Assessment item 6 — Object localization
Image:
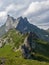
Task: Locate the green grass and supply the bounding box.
[0,45,49,65]
[0,45,16,58]
[0,29,49,65]
[2,29,27,48]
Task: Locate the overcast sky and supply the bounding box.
[0,0,49,29]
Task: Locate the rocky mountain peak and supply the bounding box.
[24,17,28,21]
[7,15,16,22]
[17,16,28,23]
[0,15,49,42]
[17,16,23,21]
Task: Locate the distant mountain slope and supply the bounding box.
[0,15,49,42]
[0,24,6,37]
[47,29,49,32]
[16,17,49,42]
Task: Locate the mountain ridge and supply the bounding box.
[0,15,49,65]
[0,15,49,42]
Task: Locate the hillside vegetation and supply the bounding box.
[0,29,49,65]
[2,29,27,48]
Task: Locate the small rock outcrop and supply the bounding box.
[0,58,6,65]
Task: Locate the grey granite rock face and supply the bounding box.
[21,44,31,59]
[6,15,19,32]
[21,32,37,59]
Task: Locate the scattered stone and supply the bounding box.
[0,58,6,65]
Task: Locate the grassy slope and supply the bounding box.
[2,29,27,48]
[0,45,49,65]
[0,29,49,65]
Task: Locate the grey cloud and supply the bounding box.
[0,0,49,29]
